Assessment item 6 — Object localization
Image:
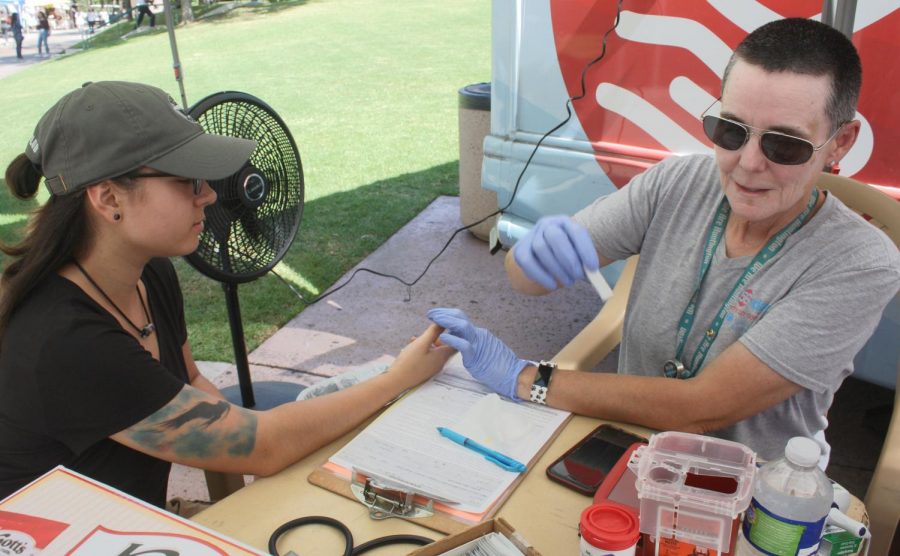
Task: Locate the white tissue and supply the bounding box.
[453,394,534,458]
[296,363,389,401]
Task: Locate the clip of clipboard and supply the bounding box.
[350,467,445,520]
[309,461,504,535]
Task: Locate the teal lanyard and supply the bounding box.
[665,189,819,379]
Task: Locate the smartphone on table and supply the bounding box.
[546,424,647,496]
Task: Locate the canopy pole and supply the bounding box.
[162,0,188,108]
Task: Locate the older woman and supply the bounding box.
[429,18,900,463]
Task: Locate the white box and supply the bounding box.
[0,466,265,555]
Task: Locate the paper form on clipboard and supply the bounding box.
[326,355,571,515]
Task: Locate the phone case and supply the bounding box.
[545,424,647,496]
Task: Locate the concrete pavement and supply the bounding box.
[0,27,88,80]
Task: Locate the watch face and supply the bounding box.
[535,362,556,387]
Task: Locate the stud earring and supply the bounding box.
[113,212,121,221]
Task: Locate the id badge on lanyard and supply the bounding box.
[664,189,818,379]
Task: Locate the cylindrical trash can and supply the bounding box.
[458,82,497,241]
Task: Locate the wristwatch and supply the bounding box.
[530,360,556,404]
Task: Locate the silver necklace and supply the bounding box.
[73,260,156,338]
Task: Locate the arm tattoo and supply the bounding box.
[126,387,257,459]
[159,401,229,429]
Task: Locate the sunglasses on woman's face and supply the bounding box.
[701,114,843,166]
[128,172,204,195]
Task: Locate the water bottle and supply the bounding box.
[737,437,833,556]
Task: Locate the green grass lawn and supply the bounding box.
[0,0,490,361]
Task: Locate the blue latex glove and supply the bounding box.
[427,308,528,400]
[513,215,599,291]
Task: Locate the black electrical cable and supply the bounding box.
[271,0,624,307]
[267,515,433,556]
[265,4,626,554]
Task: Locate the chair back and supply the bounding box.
[553,255,638,371]
[817,173,900,248]
[818,172,900,556]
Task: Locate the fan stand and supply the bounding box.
[184,91,306,413]
[219,282,304,409]
[160,20,302,410]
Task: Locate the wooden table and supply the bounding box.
[193,416,868,555]
[193,415,646,554]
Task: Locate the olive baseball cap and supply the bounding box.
[25,81,257,195]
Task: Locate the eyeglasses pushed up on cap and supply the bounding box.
[128,172,204,195]
[700,103,845,166]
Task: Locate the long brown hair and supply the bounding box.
[0,154,90,340]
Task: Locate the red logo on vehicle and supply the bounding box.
[550,0,900,191]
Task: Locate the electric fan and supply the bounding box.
[185,91,304,409]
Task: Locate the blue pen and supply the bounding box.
[437,427,527,473]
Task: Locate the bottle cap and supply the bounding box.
[580,502,640,551]
[785,436,821,467]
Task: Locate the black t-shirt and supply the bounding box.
[0,258,188,506]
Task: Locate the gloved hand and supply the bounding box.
[513,215,599,291]
[427,308,528,400]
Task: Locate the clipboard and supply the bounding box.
[308,435,569,535]
[307,361,571,535]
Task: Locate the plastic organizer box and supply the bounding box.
[627,431,757,554]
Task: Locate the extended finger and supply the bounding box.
[437,332,470,356]
[427,307,468,324]
[404,324,444,350]
[416,323,445,345]
[427,311,474,335]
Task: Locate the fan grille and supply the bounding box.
[188,93,303,282]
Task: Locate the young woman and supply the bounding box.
[35,10,49,57]
[0,81,453,507]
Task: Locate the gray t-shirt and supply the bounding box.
[574,154,900,461]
